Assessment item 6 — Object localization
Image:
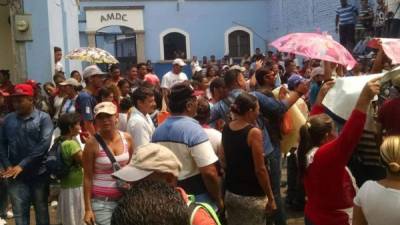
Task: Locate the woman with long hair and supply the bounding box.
[297,77,380,225]
[222,92,276,225]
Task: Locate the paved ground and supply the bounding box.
[6,167,305,225]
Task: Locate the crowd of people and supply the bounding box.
[0,2,400,224]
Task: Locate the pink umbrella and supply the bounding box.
[270,32,357,70]
[368,38,400,65]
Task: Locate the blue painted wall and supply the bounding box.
[24,0,81,83]
[79,0,269,61]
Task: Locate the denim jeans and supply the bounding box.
[7,176,50,225]
[265,146,287,225]
[0,179,7,218]
[91,199,118,225]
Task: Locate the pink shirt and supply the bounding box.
[92,131,130,199]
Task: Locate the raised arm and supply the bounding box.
[315,77,381,167]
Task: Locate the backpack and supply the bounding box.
[45,137,69,179]
[187,195,222,225]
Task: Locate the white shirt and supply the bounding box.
[203,128,221,154]
[161,71,188,89]
[354,180,400,225]
[55,61,63,73]
[127,107,155,149]
[118,113,128,132]
[53,95,64,120]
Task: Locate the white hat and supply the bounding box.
[83,65,107,79]
[172,58,186,67]
[112,143,182,182]
[230,65,246,72]
[310,67,324,78]
[94,102,117,118]
[59,78,81,87]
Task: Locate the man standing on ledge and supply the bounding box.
[335,0,358,51]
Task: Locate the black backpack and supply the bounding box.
[45,137,69,179]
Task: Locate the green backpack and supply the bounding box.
[187,195,222,225]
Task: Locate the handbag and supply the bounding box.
[94,133,130,192]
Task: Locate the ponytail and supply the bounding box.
[297,114,334,180]
[297,124,313,180]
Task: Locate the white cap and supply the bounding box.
[112,143,182,182]
[310,67,324,78]
[83,65,107,79]
[230,65,246,72]
[94,102,117,118]
[172,58,186,67]
[59,78,81,87]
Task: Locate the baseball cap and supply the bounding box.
[12,84,34,96]
[172,58,186,67]
[25,80,41,89]
[94,102,117,118]
[112,143,182,182]
[288,74,307,91]
[310,67,324,78]
[230,65,246,72]
[83,65,107,79]
[59,78,81,87]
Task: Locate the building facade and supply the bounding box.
[2,0,370,82]
[0,0,80,83]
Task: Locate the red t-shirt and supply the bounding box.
[378,98,400,135]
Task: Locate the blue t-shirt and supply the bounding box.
[76,91,97,121]
[336,4,358,25]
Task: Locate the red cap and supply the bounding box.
[25,79,40,89]
[12,84,34,96]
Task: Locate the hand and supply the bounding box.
[84,210,96,225]
[320,80,336,97]
[278,86,289,100]
[265,199,277,214]
[255,59,264,71]
[360,77,381,102]
[2,166,23,179]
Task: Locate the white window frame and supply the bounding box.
[224,26,254,57]
[159,28,191,60]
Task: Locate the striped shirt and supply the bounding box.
[92,131,130,199]
[336,4,358,25]
[152,116,218,180]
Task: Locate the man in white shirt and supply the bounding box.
[54,47,63,73]
[161,58,188,91]
[127,86,156,149]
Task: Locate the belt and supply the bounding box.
[92,195,119,202]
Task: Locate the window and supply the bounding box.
[95,25,137,71]
[228,30,250,58]
[225,26,253,58]
[163,32,186,60]
[160,28,190,60]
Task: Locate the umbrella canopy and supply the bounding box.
[270,32,357,70]
[368,38,400,65]
[66,47,119,64]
